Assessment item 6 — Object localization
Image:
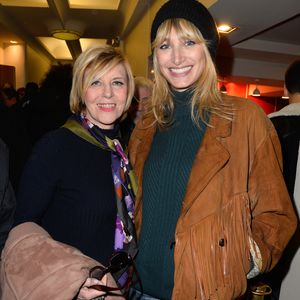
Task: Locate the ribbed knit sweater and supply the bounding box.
[14,125,118,265]
[135,89,207,299]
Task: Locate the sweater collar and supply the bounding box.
[268,103,300,118]
[171,88,194,103]
[172,88,194,118]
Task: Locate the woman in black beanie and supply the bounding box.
[128,0,297,299]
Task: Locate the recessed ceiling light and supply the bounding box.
[51,30,81,41]
[10,40,18,44]
[0,0,48,7]
[68,0,120,10]
[37,37,72,60]
[217,24,237,34]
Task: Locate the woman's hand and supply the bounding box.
[77,276,108,300]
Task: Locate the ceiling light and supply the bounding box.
[252,86,261,97]
[68,0,120,10]
[251,80,261,97]
[0,0,48,7]
[217,24,237,34]
[219,77,227,94]
[51,29,81,41]
[252,87,260,97]
[220,83,227,94]
[37,37,72,60]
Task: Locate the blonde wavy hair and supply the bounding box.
[151,18,231,128]
[70,45,135,115]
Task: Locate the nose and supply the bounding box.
[172,46,183,65]
[103,84,113,99]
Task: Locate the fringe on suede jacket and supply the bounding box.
[0,222,123,300]
[128,95,297,300]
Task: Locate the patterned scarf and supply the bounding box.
[63,114,138,259]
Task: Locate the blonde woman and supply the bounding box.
[13,45,137,299]
[128,0,297,299]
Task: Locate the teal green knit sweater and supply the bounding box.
[135,89,207,299]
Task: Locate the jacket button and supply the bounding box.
[219,238,225,247]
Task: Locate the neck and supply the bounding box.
[289,93,300,104]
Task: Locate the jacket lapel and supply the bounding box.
[132,113,232,235]
[180,114,232,217]
[131,115,157,222]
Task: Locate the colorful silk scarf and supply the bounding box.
[63,114,138,259]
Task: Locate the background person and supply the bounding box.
[132,76,153,124]
[120,76,153,145]
[128,0,297,299]
[0,87,32,190]
[265,60,300,300]
[25,64,73,145]
[13,45,137,299]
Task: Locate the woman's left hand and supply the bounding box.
[77,276,108,300]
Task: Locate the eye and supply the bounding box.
[91,80,101,86]
[185,40,196,46]
[159,43,170,50]
[112,80,125,86]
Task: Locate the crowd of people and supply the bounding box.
[0,1,299,299]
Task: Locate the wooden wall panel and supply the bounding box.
[0,65,16,88]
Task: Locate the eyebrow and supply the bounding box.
[112,76,126,81]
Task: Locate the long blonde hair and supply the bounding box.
[70,45,134,115]
[151,18,231,128]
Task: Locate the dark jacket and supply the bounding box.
[0,138,16,253]
[269,103,300,199]
[129,95,297,299]
[14,126,116,264]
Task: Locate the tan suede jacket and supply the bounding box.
[0,222,123,300]
[129,95,297,300]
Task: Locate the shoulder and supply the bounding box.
[269,103,300,118]
[222,94,266,114]
[221,94,271,128]
[271,115,300,136]
[29,127,81,162]
[36,126,93,148]
[34,127,72,149]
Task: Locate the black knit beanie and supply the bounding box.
[151,0,219,60]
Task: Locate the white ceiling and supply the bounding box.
[0,0,299,87]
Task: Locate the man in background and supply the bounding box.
[120,76,153,145]
[267,60,300,299]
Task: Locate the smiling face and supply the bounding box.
[155,27,205,91]
[84,63,128,129]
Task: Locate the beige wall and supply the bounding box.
[0,46,3,63]
[26,45,52,86]
[0,42,51,88]
[0,43,25,89]
[123,0,165,78]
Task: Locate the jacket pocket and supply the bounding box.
[189,192,252,299]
